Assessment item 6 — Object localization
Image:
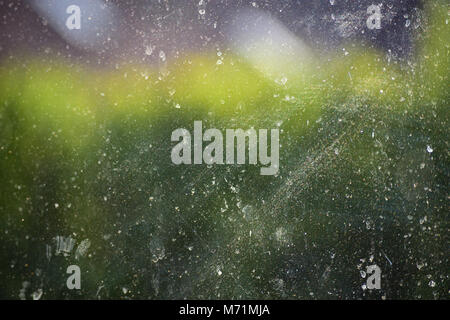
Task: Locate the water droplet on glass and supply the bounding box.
[145,45,153,56]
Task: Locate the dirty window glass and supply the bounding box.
[0,0,448,300]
